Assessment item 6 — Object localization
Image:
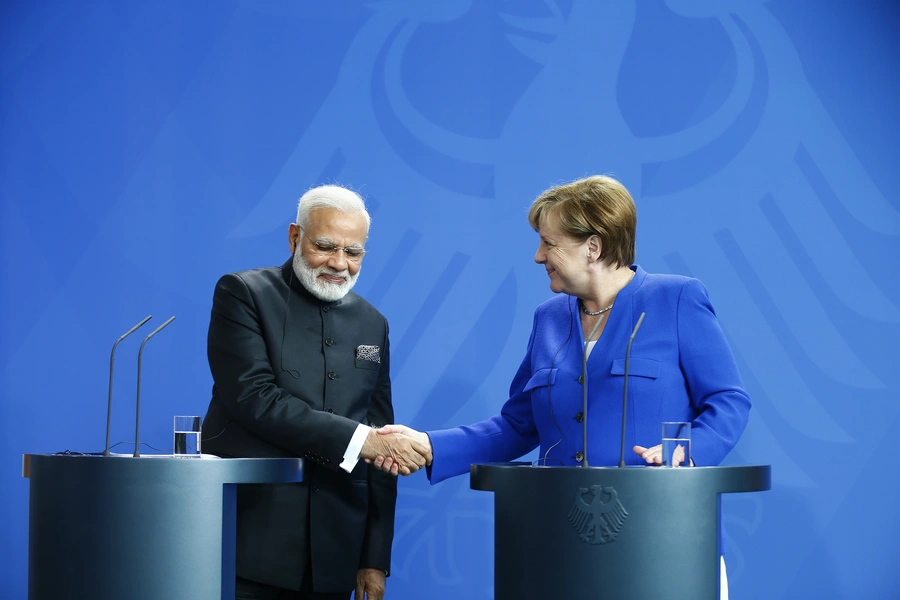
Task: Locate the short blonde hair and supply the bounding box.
[528,175,636,268]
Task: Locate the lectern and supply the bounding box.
[471,464,770,599]
[23,454,303,600]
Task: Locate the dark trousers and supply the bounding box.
[235,576,350,600]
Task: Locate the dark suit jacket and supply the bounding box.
[201,259,396,592]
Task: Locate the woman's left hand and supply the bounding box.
[633,444,663,465]
[633,444,693,466]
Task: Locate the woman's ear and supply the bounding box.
[587,235,602,261]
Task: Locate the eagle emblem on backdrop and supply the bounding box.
[223,0,899,589]
[568,485,629,545]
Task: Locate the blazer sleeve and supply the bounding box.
[426,314,542,484]
[207,272,359,466]
[359,329,398,573]
[677,278,751,466]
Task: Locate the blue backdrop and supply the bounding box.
[2,1,898,598]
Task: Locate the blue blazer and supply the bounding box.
[428,265,751,483]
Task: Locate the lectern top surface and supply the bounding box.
[22,453,304,484]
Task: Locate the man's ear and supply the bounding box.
[288,223,300,253]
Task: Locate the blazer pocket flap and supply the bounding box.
[610,358,660,379]
[523,368,558,392]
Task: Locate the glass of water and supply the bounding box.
[174,416,202,456]
[661,421,691,467]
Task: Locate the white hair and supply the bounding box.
[295,184,371,230]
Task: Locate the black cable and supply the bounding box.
[281,256,301,379]
[57,441,174,456]
[535,297,575,466]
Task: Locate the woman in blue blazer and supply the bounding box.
[377,175,750,595]
[381,175,749,473]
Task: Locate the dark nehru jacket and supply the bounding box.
[202,258,396,592]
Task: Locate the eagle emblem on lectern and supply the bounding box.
[568,485,628,545]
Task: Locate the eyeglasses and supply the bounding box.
[298,227,367,262]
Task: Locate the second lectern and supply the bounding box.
[471,463,770,599]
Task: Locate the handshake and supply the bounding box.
[360,424,431,476]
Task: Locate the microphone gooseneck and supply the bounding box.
[133,316,176,457]
[618,312,646,468]
[580,312,606,468]
[104,316,152,457]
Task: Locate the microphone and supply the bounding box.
[580,313,607,467]
[104,316,152,457]
[133,316,176,457]
[618,312,646,468]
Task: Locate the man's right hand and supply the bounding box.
[365,424,433,476]
[360,428,430,476]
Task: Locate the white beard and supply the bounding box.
[292,250,359,302]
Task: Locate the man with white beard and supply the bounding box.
[201,184,428,600]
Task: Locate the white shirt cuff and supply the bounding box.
[339,423,372,472]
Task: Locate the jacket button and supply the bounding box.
[575,412,584,423]
[325,337,334,347]
[322,305,330,312]
[327,371,337,380]
[325,408,333,413]
[575,452,584,462]
[577,375,584,384]
[312,485,319,493]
